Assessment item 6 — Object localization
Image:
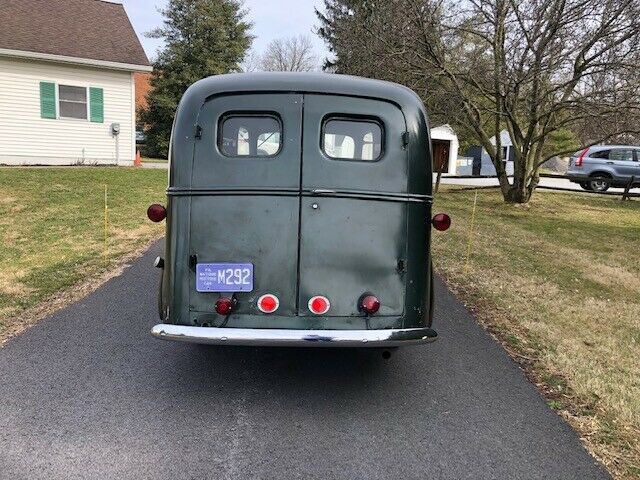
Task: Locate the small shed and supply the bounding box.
[464,130,516,176]
[430,124,459,175]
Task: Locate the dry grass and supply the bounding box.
[432,187,640,478]
[0,167,166,344]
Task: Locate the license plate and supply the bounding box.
[196,263,253,292]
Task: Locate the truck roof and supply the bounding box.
[183,72,424,108]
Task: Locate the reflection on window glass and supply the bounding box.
[323,118,382,161]
[609,149,634,162]
[220,115,281,157]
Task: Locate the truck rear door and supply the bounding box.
[189,94,302,317]
[298,94,408,317]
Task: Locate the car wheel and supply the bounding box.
[580,182,592,191]
[589,177,610,192]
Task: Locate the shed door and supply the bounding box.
[298,95,408,316]
[189,94,302,316]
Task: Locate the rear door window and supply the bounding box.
[219,115,281,157]
[322,117,383,161]
[590,149,610,159]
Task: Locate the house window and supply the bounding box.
[58,85,88,120]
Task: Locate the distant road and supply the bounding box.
[438,175,640,193]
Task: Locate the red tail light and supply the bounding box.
[308,296,330,315]
[257,294,279,313]
[147,204,166,222]
[215,297,234,315]
[359,295,380,315]
[432,213,451,231]
[575,148,589,167]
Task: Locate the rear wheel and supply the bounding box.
[589,176,611,192]
[579,182,592,191]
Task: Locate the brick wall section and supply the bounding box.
[135,72,152,119]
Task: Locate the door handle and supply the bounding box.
[606,161,614,164]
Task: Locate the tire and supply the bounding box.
[579,182,592,191]
[588,176,611,192]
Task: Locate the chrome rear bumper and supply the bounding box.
[151,324,437,347]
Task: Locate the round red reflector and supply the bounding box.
[360,295,380,315]
[308,296,330,315]
[147,204,167,223]
[215,297,234,315]
[257,294,279,313]
[432,213,451,231]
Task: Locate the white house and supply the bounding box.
[430,124,459,175]
[0,0,151,166]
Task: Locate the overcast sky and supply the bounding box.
[121,0,330,63]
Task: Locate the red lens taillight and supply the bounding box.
[432,213,451,231]
[215,297,234,315]
[147,204,166,222]
[359,295,380,315]
[308,296,330,315]
[576,147,589,167]
[257,294,279,313]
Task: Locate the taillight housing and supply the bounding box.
[432,213,451,231]
[575,147,589,167]
[359,295,380,315]
[147,204,166,222]
[257,294,279,313]
[308,296,330,315]
[215,297,234,315]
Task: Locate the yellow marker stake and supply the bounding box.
[104,184,109,266]
[464,190,478,274]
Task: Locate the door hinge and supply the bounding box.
[401,131,409,149]
[195,124,202,139]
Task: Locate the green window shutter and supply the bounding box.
[89,87,104,123]
[40,82,56,119]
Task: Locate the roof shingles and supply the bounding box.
[0,0,150,67]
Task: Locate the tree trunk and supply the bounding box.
[503,182,534,203]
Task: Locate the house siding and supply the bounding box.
[0,57,135,165]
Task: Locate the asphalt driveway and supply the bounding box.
[0,242,609,479]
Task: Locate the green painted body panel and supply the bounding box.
[160,73,434,331]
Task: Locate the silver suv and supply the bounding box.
[567,145,640,192]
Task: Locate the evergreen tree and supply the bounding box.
[142,0,253,158]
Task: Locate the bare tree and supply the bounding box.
[261,35,319,72]
[318,0,640,203]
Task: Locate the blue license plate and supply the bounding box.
[196,263,253,292]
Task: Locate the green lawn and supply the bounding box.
[0,167,166,342]
[433,187,640,479]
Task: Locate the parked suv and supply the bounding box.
[567,145,640,192]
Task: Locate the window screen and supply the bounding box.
[219,115,281,157]
[322,118,383,161]
[58,85,87,119]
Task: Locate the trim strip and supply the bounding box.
[166,187,433,203]
[0,48,152,72]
